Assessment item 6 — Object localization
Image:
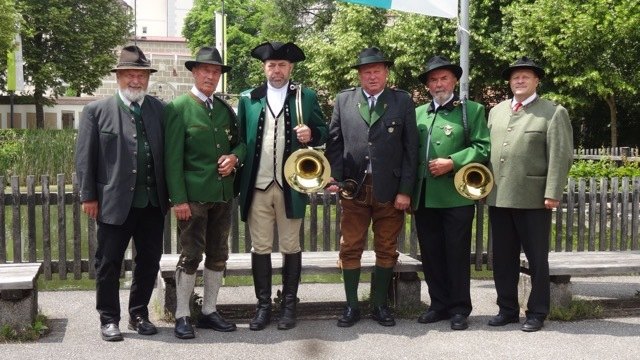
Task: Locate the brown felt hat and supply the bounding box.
[111,45,157,73]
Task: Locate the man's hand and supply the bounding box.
[544,198,560,209]
[218,154,238,177]
[174,202,192,221]
[294,124,312,144]
[326,176,340,193]
[394,193,411,211]
[428,158,454,177]
[81,200,99,219]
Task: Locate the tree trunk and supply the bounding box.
[34,88,45,129]
[605,93,617,148]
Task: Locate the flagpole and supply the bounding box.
[9,91,14,128]
[459,0,470,99]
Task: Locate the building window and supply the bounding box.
[62,112,74,129]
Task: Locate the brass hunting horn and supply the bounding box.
[454,163,494,200]
[283,84,332,193]
[453,96,493,200]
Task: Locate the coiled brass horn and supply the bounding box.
[284,148,331,193]
[283,83,332,193]
[453,163,494,200]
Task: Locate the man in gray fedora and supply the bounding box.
[325,47,418,328]
[165,46,246,339]
[75,45,168,341]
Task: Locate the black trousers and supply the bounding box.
[489,206,551,320]
[415,205,474,316]
[95,205,164,325]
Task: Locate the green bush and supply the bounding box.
[0,129,76,186]
[569,158,640,179]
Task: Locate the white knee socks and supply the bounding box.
[201,268,224,315]
[175,269,196,319]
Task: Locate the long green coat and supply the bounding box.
[411,98,490,209]
[236,82,328,221]
[164,93,246,205]
[486,97,573,208]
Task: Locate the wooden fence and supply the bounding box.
[574,146,639,161]
[1,174,640,281]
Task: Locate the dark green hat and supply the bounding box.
[185,47,232,73]
[251,41,305,63]
[350,47,394,69]
[418,55,462,84]
[502,56,545,80]
[111,45,157,73]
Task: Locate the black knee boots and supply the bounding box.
[249,253,272,331]
[278,252,301,330]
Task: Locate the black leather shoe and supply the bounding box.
[488,313,520,326]
[128,315,157,335]
[418,310,450,324]
[197,311,237,332]
[337,306,361,327]
[249,307,271,331]
[174,316,195,339]
[521,318,544,332]
[101,323,123,342]
[371,305,396,327]
[450,314,469,330]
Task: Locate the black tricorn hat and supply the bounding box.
[350,47,394,69]
[251,41,306,63]
[185,47,232,73]
[111,45,157,73]
[501,56,545,80]
[418,55,462,84]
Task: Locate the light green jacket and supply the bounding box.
[486,97,573,208]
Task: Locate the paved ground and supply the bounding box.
[2,276,640,359]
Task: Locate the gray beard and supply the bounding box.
[121,88,146,103]
[432,92,453,107]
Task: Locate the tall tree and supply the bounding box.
[301,3,386,109]
[19,0,132,127]
[504,0,640,147]
[0,0,20,88]
[183,0,313,95]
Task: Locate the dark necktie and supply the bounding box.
[369,96,375,114]
[206,98,213,110]
[130,101,141,116]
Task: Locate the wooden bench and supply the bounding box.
[156,251,423,317]
[0,263,43,327]
[519,251,640,307]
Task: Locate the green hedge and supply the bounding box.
[569,158,640,179]
[2,129,639,186]
[0,129,76,185]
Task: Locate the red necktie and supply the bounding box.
[513,102,522,112]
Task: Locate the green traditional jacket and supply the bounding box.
[164,93,246,205]
[236,82,328,221]
[411,97,490,209]
[486,97,573,208]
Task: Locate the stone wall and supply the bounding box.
[92,37,195,102]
